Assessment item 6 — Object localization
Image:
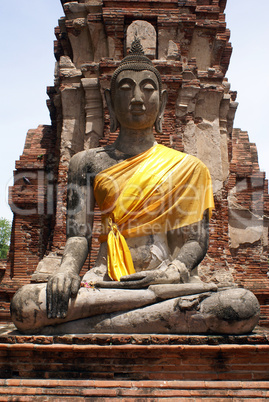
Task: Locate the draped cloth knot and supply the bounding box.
[107,217,135,281]
[108,217,117,235]
[94,144,215,282]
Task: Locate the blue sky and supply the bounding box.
[1,0,268,222]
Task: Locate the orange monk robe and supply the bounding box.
[94,144,214,281]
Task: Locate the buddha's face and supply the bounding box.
[113,70,160,131]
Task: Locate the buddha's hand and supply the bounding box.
[167,260,190,283]
[46,271,81,319]
[119,260,189,288]
[119,271,156,288]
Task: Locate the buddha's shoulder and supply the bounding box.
[69,145,121,174]
[159,145,207,170]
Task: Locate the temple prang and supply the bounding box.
[0,0,268,328]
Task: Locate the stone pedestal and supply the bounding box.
[0,324,269,399]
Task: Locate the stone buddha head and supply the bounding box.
[105,38,167,134]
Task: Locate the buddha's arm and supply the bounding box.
[167,209,209,278]
[46,151,95,319]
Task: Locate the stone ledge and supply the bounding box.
[0,323,269,346]
[0,324,269,382]
[0,379,269,400]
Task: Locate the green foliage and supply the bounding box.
[0,218,11,259]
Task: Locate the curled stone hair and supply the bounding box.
[111,37,162,97]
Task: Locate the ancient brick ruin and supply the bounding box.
[1,0,268,327]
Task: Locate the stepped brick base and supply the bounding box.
[0,379,269,401]
[0,325,269,399]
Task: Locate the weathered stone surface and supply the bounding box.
[126,20,157,59]
[10,282,259,335]
[31,255,61,283]
[81,78,104,149]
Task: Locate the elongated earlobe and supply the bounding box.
[155,116,162,134]
[155,90,168,134]
[104,89,119,132]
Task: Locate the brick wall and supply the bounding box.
[1,333,269,381]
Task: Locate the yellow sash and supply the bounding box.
[94,144,214,281]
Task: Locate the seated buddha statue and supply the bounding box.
[10,39,260,335]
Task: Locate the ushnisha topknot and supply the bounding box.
[111,37,162,97]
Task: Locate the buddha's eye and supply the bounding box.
[143,83,155,91]
[120,83,132,90]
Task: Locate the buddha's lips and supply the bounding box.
[129,104,146,114]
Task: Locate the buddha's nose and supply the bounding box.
[132,85,143,103]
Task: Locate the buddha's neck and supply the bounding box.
[114,127,157,156]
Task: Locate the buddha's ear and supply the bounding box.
[155,89,168,134]
[104,89,119,132]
